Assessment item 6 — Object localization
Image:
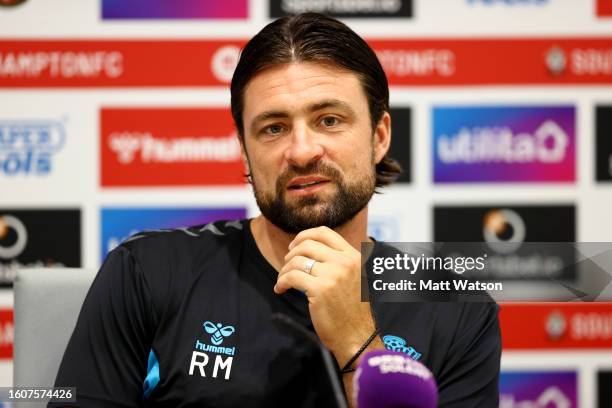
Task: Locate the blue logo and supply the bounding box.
[203,321,235,345]
[368,217,401,241]
[0,120,66,176]
[383,335,422,361]
[100,207,246,261]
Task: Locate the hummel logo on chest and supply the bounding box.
[188,320,238,380]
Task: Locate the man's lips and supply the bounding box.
[287,176,330,190]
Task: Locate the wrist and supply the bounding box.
[337,329,381,373]
[331,338,364,369]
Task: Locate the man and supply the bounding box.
[52,13,501,407]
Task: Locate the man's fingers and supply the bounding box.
[284,239,336,263]
[280,255,322,277]
[274,269,316,295]
[289,226,352,252]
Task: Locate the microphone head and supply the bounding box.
[353,349,438,408]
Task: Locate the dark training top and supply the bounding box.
[51,219,501,407]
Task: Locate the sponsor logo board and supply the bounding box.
[0,119,66,177]
[0,309,12,360]
[0,209,81,286]
[599,371,612,407]
[269,0,412,18]
[388,107,411,183]
[499,371,577,408]
[102,0,247,19]
[432,106,575,183]
[100,207,246,261]
[0,0,26,7]
[598,0,612,16]
[101,108,245,187]
[500,303,612,349]
[433,205,575,280]
[2,39,612,87]
[0,40,243,87]
[596,106,612,182]
[368,216,401,242]
[370,38,612,86]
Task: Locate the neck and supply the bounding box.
[250,208,370,272]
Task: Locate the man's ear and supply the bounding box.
[238,135,251,177]
[373,111,391,164]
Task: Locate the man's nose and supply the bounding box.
[283,123,324,168]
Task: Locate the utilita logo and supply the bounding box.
[102,0,248,19]
[437,120,568,164]
[499,372,577,408]
[433,106,575,182]
[101,108,245,186]
[500,387,572,408]
[0,120,65,176]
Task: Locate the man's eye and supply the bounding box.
[264,125,284,134]
[321,117,339,127]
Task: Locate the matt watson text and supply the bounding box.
[372,279,503,292]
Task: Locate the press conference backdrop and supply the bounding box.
[1,0,612,406]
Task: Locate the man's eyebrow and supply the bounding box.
[250,111,290,133]
[306,99,355,115]
[253,111,289,123]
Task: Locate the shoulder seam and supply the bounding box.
[116,245,161,333]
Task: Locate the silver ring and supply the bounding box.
[304,258,316,275]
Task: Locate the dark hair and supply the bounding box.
[230,12,401,187]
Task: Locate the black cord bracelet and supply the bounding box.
[340,329,379,374]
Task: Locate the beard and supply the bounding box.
[251,160,376,234]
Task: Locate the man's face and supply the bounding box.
[241,62,389,233]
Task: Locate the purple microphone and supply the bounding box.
[353,349,438,408]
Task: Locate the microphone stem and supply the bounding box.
[270,313,348,408]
